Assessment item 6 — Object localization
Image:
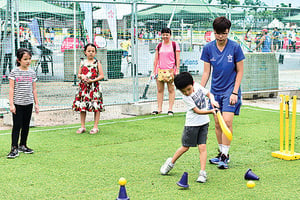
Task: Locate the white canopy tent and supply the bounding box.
[267,18,284,29]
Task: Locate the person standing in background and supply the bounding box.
[7,48,39,159]
[244,28,252,50]
[2,31,13,83]
[272,27,280,52]
[72,43,105,134]
[278,30,284,50]
[287,27,296,52]
[120,38,131,63]
[254,29,271,52]
[152,27,180,116]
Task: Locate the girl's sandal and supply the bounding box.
[89,128,99,134]
[167,111,174,116]
[76,128,86,134]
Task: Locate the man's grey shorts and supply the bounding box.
[181,123,209,147]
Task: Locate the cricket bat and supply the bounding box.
[140,75,154,99]
[216,111,233,141]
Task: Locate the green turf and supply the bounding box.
[0,106,299,199]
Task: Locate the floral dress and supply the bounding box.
[72,59,104,112]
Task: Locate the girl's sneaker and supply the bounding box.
[18,145,34,154]
[7,148,19,159]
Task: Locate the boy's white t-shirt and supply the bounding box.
[182,82,210,126]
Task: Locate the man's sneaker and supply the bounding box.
[7,148,19,159]
[209,152,222,164]
[160,157,174,175]
[197,170,207,183]
[218,153,229,169]
[18,145,34,154]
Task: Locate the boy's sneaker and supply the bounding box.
[18,145,34,154]
[197,170,207,183]
[160,157,174,175]
[218,153,229,169]
[7,148,19,159]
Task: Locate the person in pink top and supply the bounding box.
[152,28,180,116]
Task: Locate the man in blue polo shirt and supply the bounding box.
[200,16,245,169]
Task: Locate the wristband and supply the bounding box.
[232,92,238,95]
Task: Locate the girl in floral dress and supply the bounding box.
[73,43,104,134]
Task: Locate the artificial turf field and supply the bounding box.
[0,106,299,199]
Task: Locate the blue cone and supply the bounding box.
[116,185,130,200]
[177,172,189,188]
[244,169,260,180]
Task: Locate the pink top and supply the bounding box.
[156,42,180,70]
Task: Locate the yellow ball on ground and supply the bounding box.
[119,177,127,186]
[247,181,256,188]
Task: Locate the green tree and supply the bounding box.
[273,3,288,21]
[243,0,266,6]
[243,0,268,30]
[279,3,288,7]
[220,0,240,5]
[243,0,254,5]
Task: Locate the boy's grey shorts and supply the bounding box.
[181,123,209,147]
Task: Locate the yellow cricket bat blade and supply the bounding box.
[216,111,233,141]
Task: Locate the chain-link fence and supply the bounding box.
[1,0,300,111]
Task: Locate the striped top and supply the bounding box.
[9,67,37,105]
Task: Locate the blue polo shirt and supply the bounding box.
[262,35,271,52]
[201,39,245,96]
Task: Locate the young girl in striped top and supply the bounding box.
[7,48,39,159]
